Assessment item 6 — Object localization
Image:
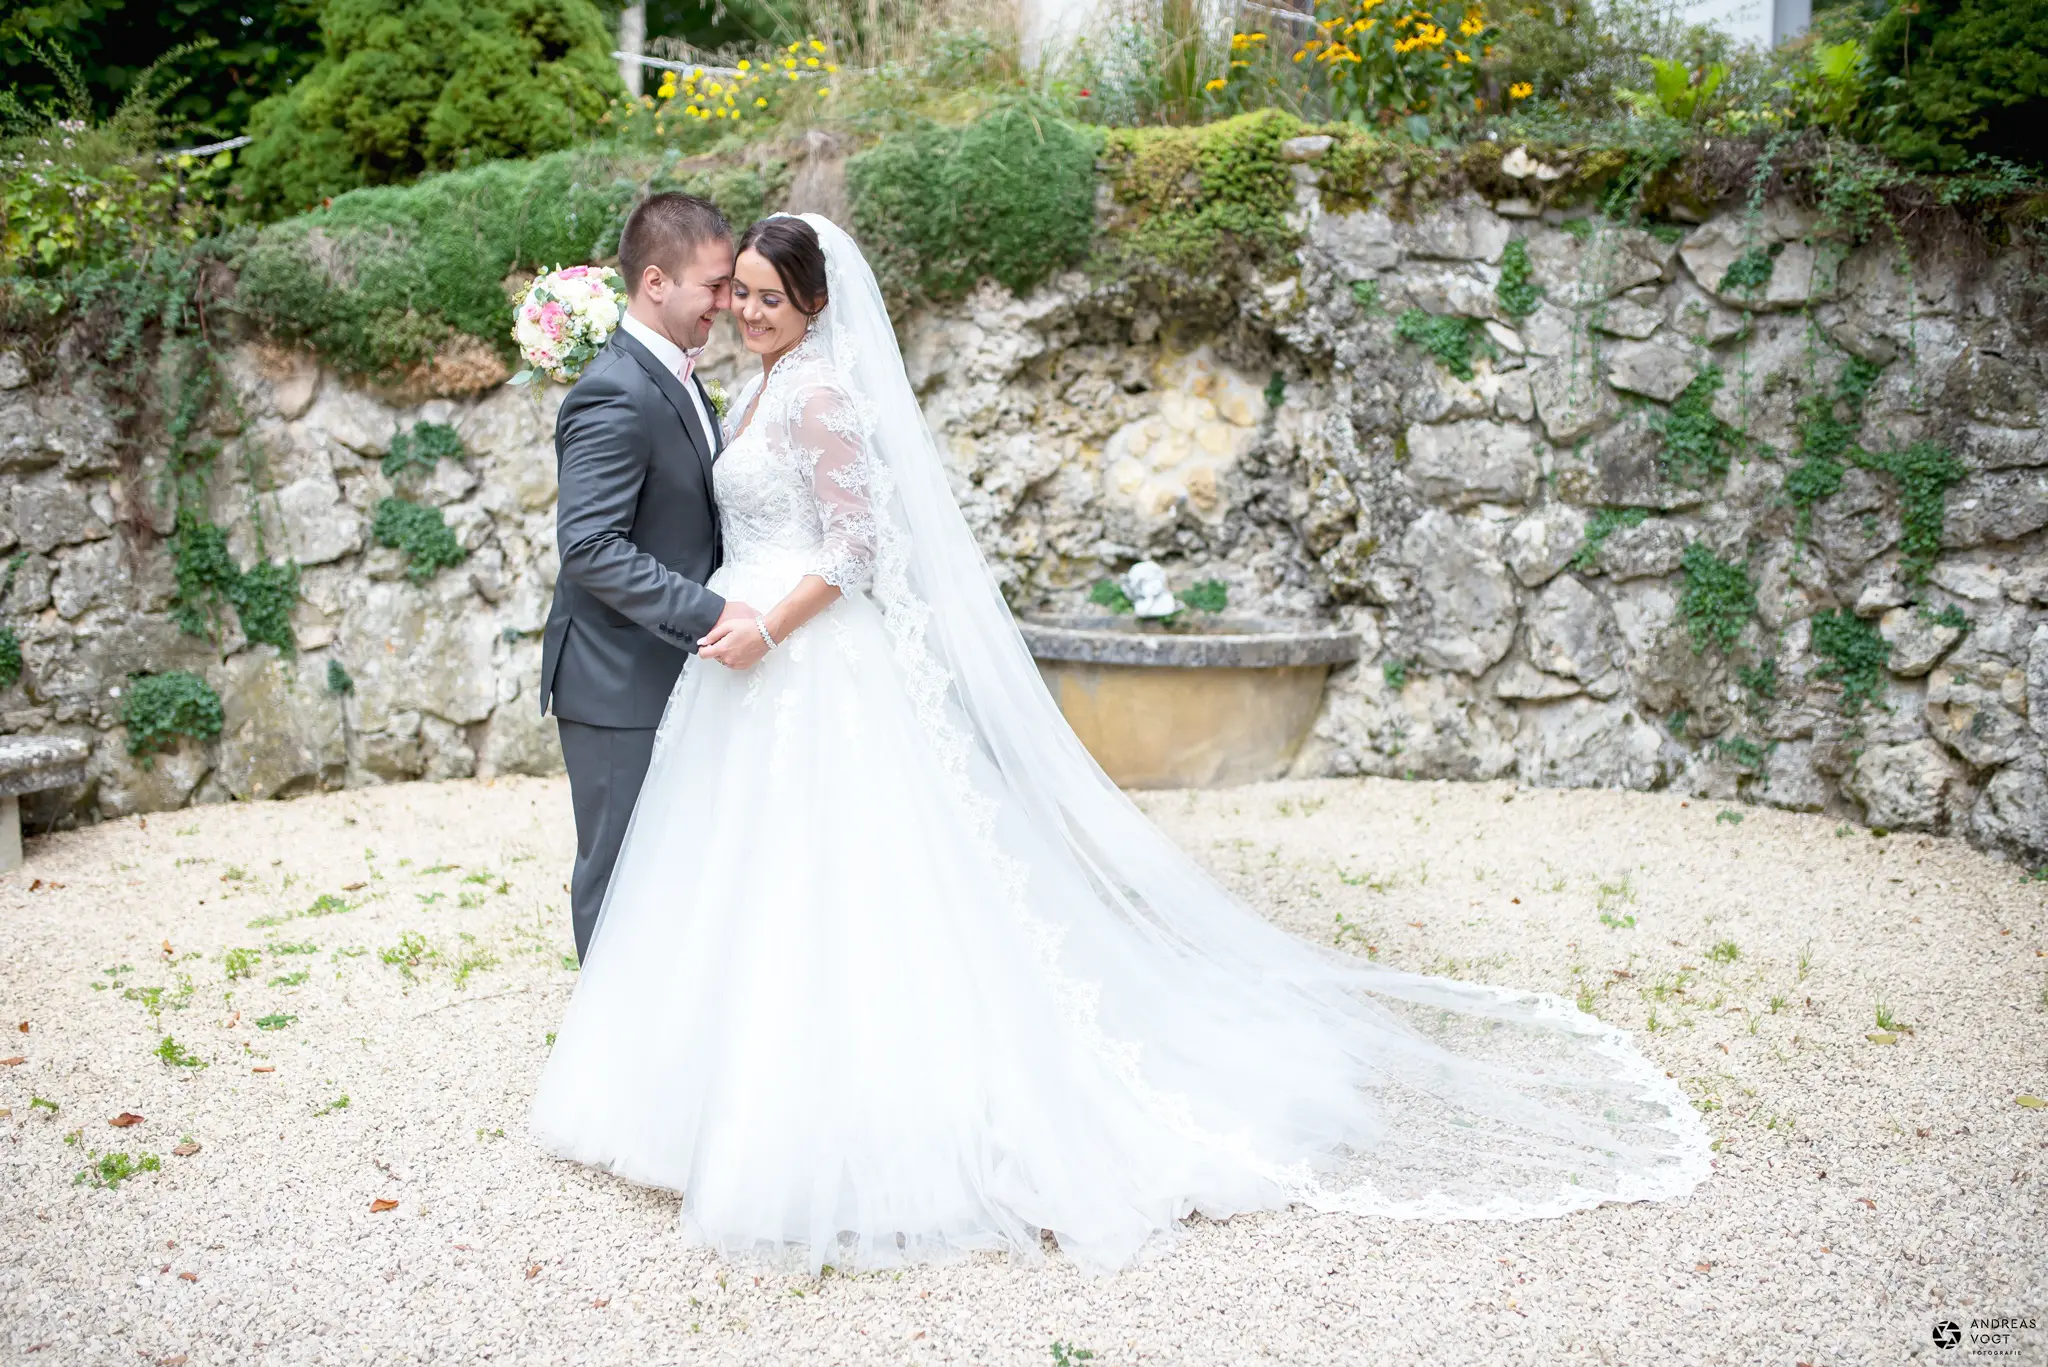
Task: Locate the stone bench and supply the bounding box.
[0,737,88,873]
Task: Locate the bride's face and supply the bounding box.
[732,249,812,360]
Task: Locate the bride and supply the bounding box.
[526,213,1711,1275]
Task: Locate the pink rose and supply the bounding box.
[558,266,588,279]
[538,301,568,340]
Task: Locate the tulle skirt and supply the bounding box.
[527,553,1711,1276]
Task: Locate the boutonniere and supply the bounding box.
[704,379,731,418]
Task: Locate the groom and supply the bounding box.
[539,192,757,964]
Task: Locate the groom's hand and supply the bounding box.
[699,601,769,669]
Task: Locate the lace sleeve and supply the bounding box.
[792,382,879,591]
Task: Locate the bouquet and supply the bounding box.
[509,265,628,386]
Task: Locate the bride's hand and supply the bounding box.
[699,615,771,670]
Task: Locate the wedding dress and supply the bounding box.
[526,215,1712,1275]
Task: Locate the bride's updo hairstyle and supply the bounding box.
[737,216,829,318]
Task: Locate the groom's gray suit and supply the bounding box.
[540,327,725,963]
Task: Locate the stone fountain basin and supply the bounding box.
[1018,615,1362,789]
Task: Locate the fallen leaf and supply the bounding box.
[342,882,365,892]
[525,1263,541,1279]
[28,879,40,891]
[161,939,174,957]
[159,1265,170,1274]
[178,1272,197,1282]
[1695,1262,1712,1272]
[251,1066,274,1074]
[2017,1096,2046,1109]
[160,1356,188,1365]
[1407,921,1424,929]
[16,1021,26,1032]
[1866,1031,1899,1045]
[1511,897,1520,904]
[109,1112,144,1128]
[0,1056,24,1067]
[912,1331,927,1340]
[370,1198,399,1213]
[172,1142,200,1157]
[1716,1043,1729,1054]
[592,1298,610,1308]
[1857,1197,1876,1209]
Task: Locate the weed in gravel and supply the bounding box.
[451,938,500,989]
[73,1150,161,1189]
[1706,939,1741,964]
[316,1095,349,1116]
[1575,982,1597,1014]
[270,941,319,955]
[458,890,486,909]
[1874,1000,1913,1034]
[29,1095,58,1113]
[254,1013,297,1031]
[1715,808,1744,825]
[1768,994,1788,1014]
[1600,912,1637,929]
[222,947,260,980]
[1051,1345,1097,1366]
[380,931,435,981]
[155,1035,206,1068]
[267,971,309,988]
[1332,914,1377,956]
[1797,941,1814,980]
[1336,866,1397,891]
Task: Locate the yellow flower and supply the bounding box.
[755,96,768,107]
[810,39,826,52]
[805,56,820,67]
[737,59,751,70]
[1293,48,1309,61]
[825,63,838,72]
[787,41,801,52]
[817,86,831,96]
[1459,11,1485,35]
[784,57,798,69]
[1509,80,1533,98]
[1205,76,1229,91]
[1455,48,1471,62]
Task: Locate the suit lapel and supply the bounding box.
[611,329,715,494]
[692,373,724,461]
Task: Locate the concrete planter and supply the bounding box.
[1019,615,1362,788]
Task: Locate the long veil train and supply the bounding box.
[547,212,1713,1273]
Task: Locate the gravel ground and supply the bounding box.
[2,774,2044,1367]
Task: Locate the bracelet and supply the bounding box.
[754,616,778,651]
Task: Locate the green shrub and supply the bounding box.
[1679,543,1754,655]
[167,509,299,652]
[234,147,645,380]
[1658,367,1738,484]
[1858,439,1965,584]
[235,0,624,216]
[1495,238,1543,318]
[1394,309,1495,381]
[1865,0,2048,171]
[120,671,223,765]
[1810,608,1889,714]
[372,498,467,581]
[1097,108,1300,285]
[0,626,19,690]
[382,421,465,481]
[1181,579,1229,613]
[1089,578,1134,614]
[326,659,354,694]
[847,103,1099,306]
[1572,506,1650,571]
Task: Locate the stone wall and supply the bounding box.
[3,160,2045,863]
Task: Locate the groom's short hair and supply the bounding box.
[619,192,730,296]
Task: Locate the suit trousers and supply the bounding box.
[556,718,658,964]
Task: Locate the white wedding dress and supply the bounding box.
[527,216,1711,1276]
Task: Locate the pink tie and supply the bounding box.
[676,348,700,386]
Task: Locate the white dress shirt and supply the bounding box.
[619,311,717,456]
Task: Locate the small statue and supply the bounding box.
[1121,560,1179,618]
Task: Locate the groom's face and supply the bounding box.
[642,235,735,351]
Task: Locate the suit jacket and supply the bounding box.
[539,327,726,729]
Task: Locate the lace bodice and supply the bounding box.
[715,331,879,592]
